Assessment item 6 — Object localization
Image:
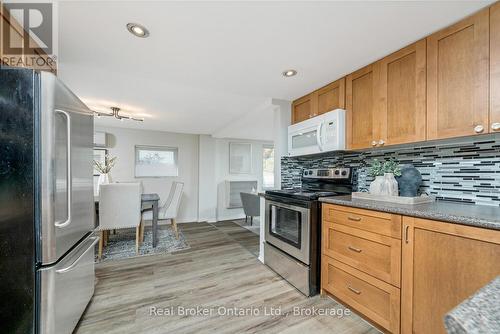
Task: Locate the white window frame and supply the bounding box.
[262,144,275,190]
[134,145,179,178]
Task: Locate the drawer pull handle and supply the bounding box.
[348,216,361,221]
[348,246,362,253]
[347,285,361,295]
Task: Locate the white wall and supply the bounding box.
[95,126,199,223]
[271,99,291,189]
[198,135,217,222]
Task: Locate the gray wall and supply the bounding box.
[95,126,199,222]
[282,134,500,207]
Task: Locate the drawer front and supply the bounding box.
[323,222,401,287]
[323,204,402,239]
[40,234,98,334]
[322,256,400,334]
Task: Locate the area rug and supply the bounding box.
[95,226,190,263]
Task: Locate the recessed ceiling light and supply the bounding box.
[282,69,297,77]
[126,23,150,38]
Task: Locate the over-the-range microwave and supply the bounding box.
[288,109,346,157]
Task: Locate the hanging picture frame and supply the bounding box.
[229,142,252,174]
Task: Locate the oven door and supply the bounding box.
[265,199,310,264]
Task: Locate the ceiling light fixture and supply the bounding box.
[93,106,144,122]
[126,23,150,38]
[282,69,297,77]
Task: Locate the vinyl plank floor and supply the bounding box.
[75,222,379,334]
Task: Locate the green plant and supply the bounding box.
[368,158,401,177]
[368,159,384,177]
[383,158,401,176]
[93,154,117,174]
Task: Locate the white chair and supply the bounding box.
[142,181,184,239]
[98,183,143,259]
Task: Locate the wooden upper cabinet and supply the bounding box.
[426,8,489,140]
[317,78,345,115]
[490,2,500,133]
[292,93,315,124]
[292,78,345,124]
[346,65,376,149]
[375,40,427,146]
[401,217,500,334]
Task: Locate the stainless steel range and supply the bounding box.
[264,168,354,296]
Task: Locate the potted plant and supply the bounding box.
[368,158,401,196]
[93,154,117,194]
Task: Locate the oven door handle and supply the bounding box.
[266,200,310,212]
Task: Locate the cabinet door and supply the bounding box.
[376,41,426,146]
[291,93,315,124]
[427,9,489,140]
[346,65,376,149]
[401,217,500,334]
[317,78,345,115]
[490,3,500,133]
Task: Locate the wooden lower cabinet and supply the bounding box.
[401,217,500,334]
[321,204,402,333]
[322,204,500,334]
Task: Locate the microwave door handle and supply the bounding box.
[316,122,324,151]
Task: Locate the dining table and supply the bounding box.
[94,193,161,247]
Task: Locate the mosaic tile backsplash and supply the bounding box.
[281,134,500,207]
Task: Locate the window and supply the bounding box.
[262,145,275,189]
[135,145,178,177]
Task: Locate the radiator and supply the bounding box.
[225,180,258,209]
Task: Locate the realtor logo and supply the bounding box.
[2,2,53,55]
[1,2,56,69]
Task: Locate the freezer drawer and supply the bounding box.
[39,233,99,334]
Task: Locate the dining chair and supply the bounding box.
[142,181,184,239]
[98,183,143,259]
[240,192,260,225]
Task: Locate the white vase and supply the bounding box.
[369,175,386,195]
[97,173,111,195]
[382,173,398,196]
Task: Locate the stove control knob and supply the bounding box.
[341,170,347,176]
[334,170,340,175]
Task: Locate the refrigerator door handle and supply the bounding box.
[56,236,99,274]
[54,109,72,228]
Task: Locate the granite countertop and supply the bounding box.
[444,276,500,334]
[319,195,500,230]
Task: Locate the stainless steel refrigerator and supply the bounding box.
[0,68,97,334]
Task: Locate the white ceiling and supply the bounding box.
[57,0,494,135]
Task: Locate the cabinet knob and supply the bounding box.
[474,125,485,134]
[378,139,385,146]
[371,140,377,147]
[492,123,500,131]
